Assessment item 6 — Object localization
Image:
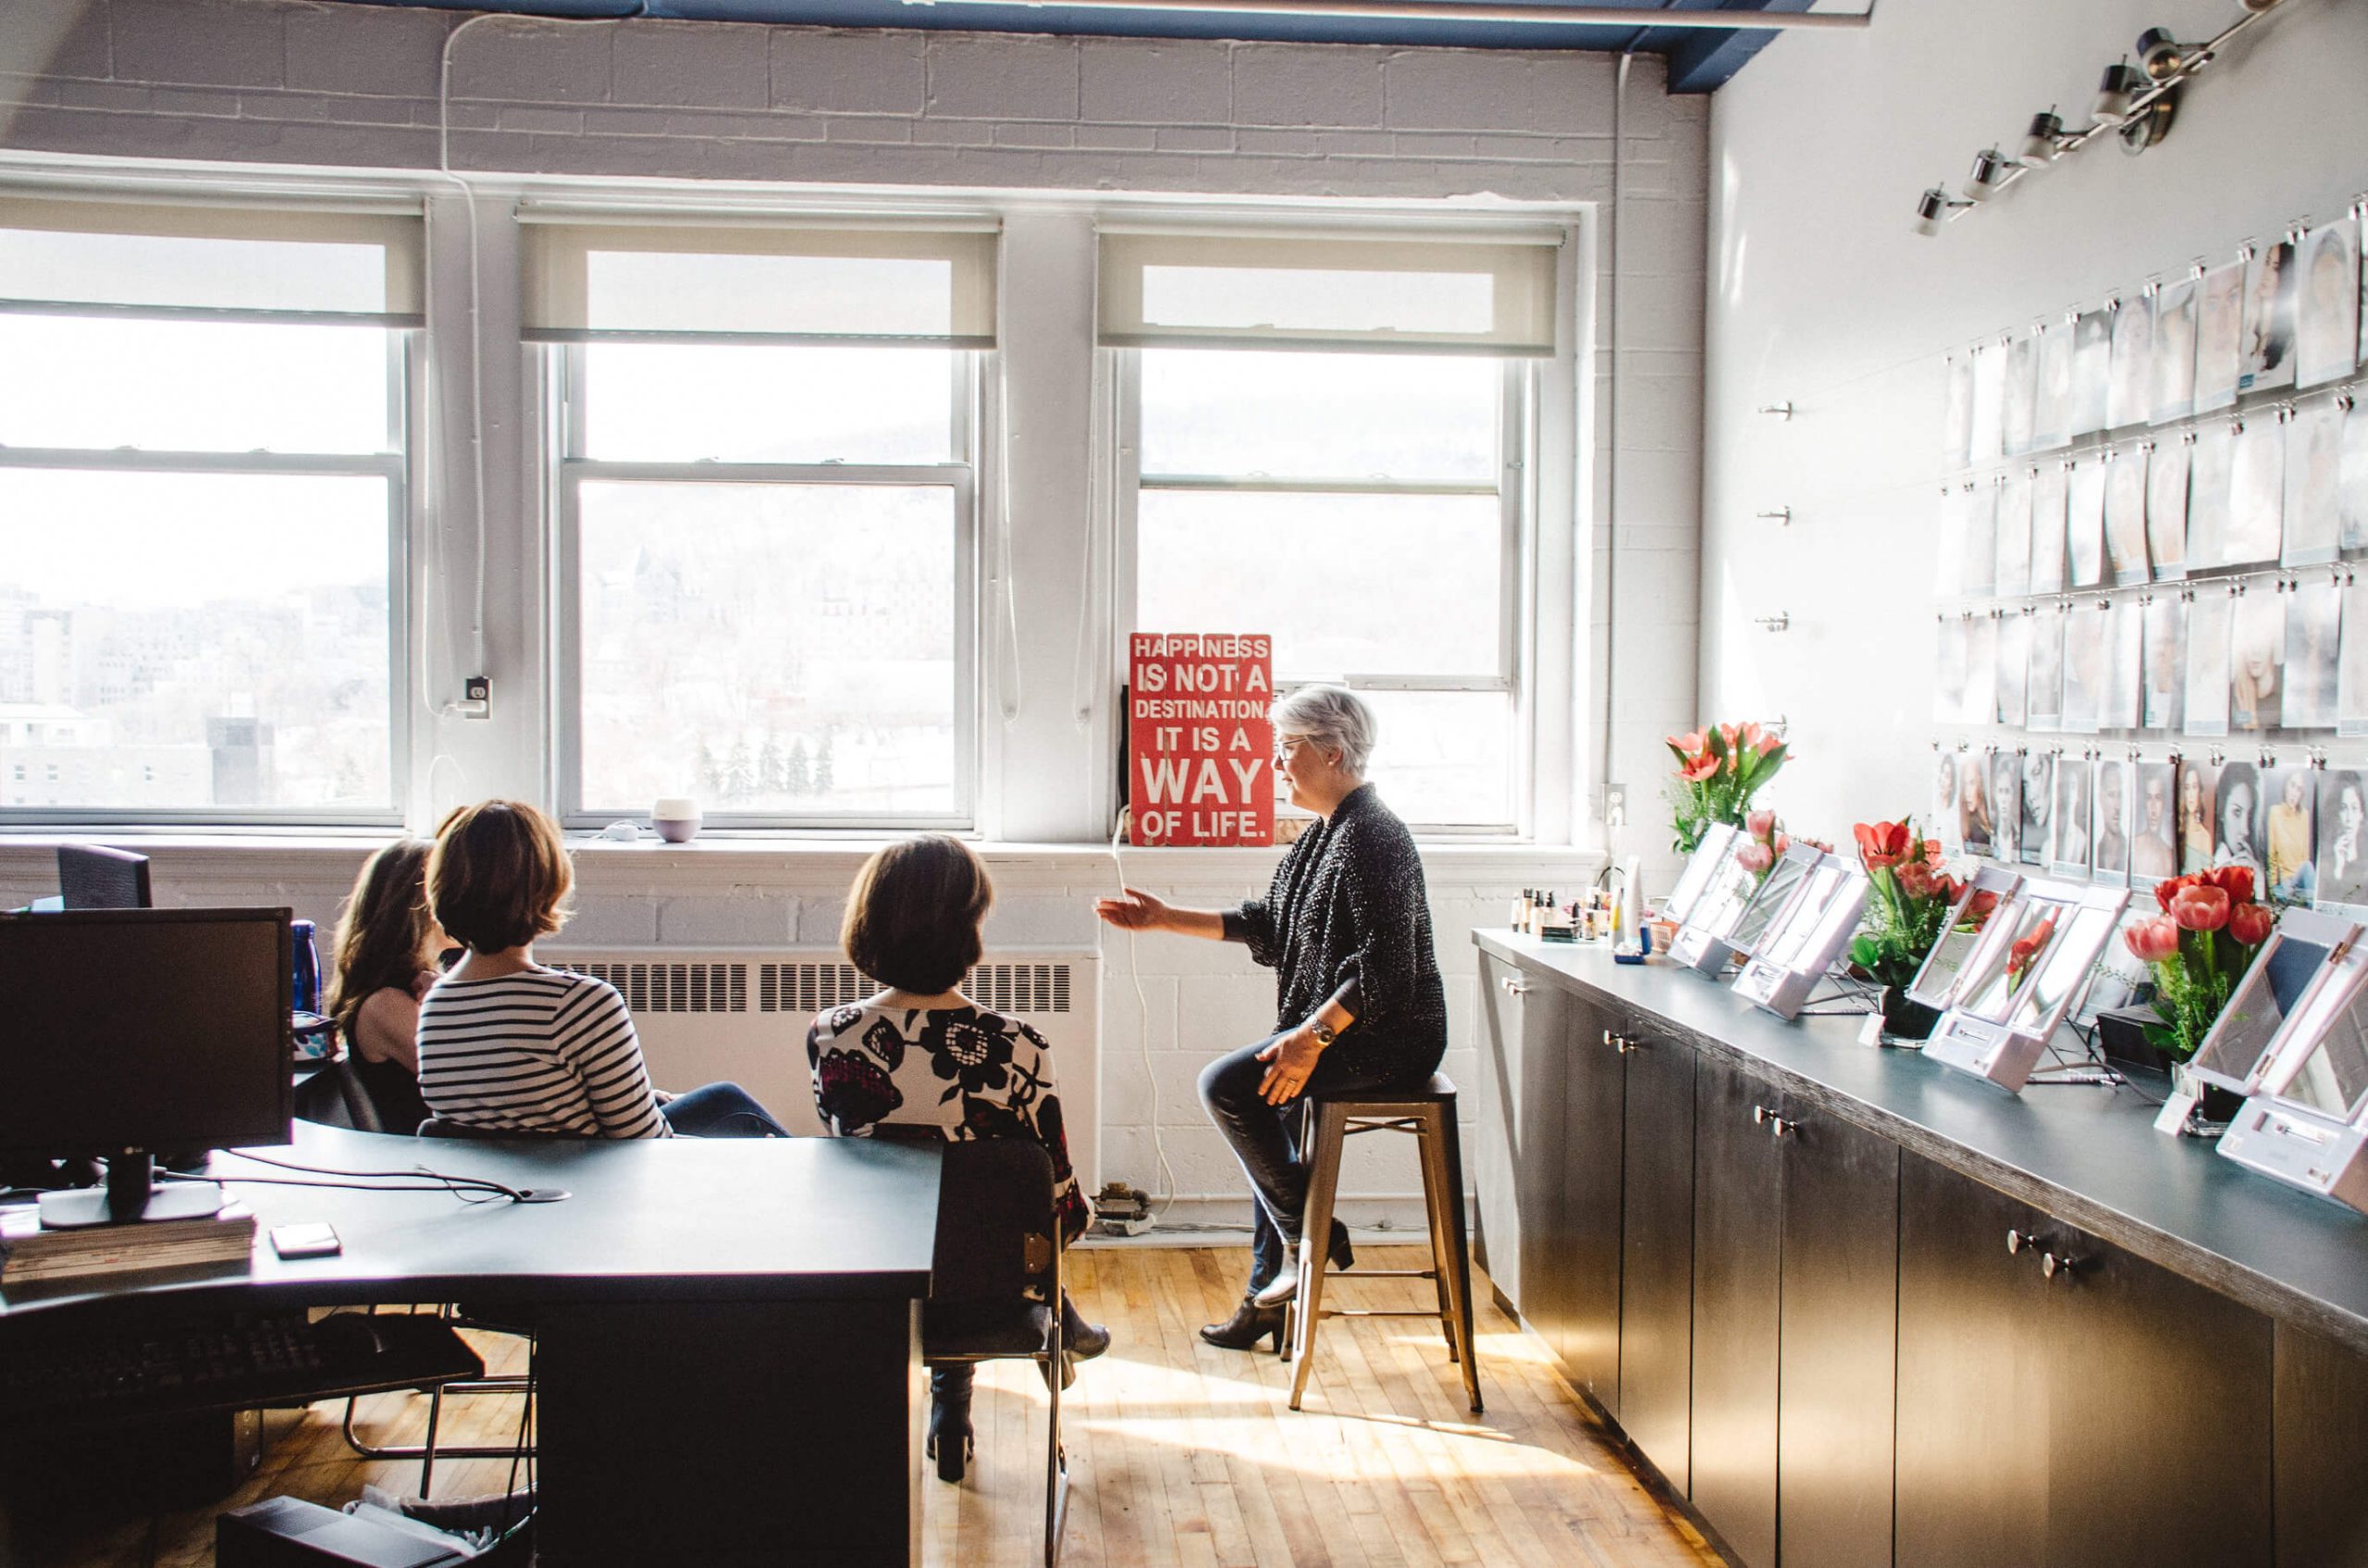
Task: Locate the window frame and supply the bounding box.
[1114,347,1536,837]
[0,322,415,829]
[549,340,983,832]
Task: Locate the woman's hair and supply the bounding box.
[1271,685,1378,775]
[841,834,993,995]
[327,838,436,1043]
[427,799,574,956]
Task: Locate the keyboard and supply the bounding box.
[0,1309,485,1430]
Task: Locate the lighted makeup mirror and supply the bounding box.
[1732,851,1870,1019]
[1905,865,2025,1013]
[1924,878,2130,1091]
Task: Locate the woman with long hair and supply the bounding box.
[325,839,443,1134]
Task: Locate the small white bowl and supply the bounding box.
[651,798,701,844]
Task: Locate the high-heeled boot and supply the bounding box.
[927,1364,975,1483]
[1198,1294,1287,1353]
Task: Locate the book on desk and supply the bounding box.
[1,1200,256,1283]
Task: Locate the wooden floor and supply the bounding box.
[30,1245,1718,1568]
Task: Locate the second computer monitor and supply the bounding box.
[57,844,154,910]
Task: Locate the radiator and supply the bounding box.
[537,946,1102,1179]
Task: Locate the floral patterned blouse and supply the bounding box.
[807,999,1089,1246]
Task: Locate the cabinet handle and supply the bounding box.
[1752,1104,1770,1126]
[1766,1116,1792,1138]
[2006,1228,2030,1255]
[2041,1251,2078,1280]
[1601,1028,1618,1047]
[1500,978,1530,995]
[1616,1035,1643,1054]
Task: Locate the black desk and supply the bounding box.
[0,1123,943,1568]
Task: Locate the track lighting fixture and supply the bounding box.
[2135,26,2203,79]
[1965,148,2016,202]
[2018,110,2070,165]
[2093,61,2146,122]
[1913,188,1974,238]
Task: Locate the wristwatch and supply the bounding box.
[1310,1019,1338,1047]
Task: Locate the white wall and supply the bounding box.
[0,0,1692,1223]
[1701,0,2368,843]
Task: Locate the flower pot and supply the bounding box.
[1879,986,1940,1043]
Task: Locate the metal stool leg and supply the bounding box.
[418,1386,443,1498]
[1288,1100,1349,1411]
[1412,1105,1461,1364]
[1436,1112,1483,1414]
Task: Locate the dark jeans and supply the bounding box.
[659,1080,791,1138]
[1198,1033,1407,1291]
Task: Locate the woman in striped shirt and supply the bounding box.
[416,799,789,1139]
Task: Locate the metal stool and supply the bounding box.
[1285,1071,1482,1414]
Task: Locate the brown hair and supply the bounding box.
[327,838,438,1043]
[427,799,573,956]
[841,834,992,995]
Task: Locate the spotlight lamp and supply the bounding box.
[2094,61,2147,122]
[2019,110,2069,165]
[1914,187,1974,238]
[1966,147,2016,201]
[2136,26,2204,80]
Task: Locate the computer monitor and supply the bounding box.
[0,907,292,1227]
[57,844,153,910]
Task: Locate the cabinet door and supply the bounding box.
[2042,1225,2272,1568]
[1474,955,1529,1311]
[1554,999,1627,1413]
[1619,1023,1696,1493]
[1689,1053,1784,1568]
[2275,1320,2368,1568]
[1893,1155,2049,1568]
[1776,1105,1899,1568]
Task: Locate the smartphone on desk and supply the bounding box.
[269,1222,341,1259]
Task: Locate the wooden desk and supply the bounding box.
[0,1123,942,1568]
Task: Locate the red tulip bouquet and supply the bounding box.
[1666,722,1791,854]
[2121,867,2278,1062]
[1846,819,1991,988]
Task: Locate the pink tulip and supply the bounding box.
[2123,918,2181,965]
[1745,809,1777,839]
[1735,841,1774,873]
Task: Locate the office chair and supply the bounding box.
[56,844,152,909]
[922,1139,1071,1568]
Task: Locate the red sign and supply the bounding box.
[1128,634,1274,846]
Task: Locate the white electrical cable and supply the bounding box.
[1107,814,1178,1216]
[435,16,500,692]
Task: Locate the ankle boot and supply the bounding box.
[1061,1291,1111,1362]
[1199,1294,1287,1353]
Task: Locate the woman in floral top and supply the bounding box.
[807,834,1104,1484]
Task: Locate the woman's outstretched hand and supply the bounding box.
[1093,886,1171,932]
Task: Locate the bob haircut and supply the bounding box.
[842,834,993,996]
[428,799,574,956]
[1271,684,1378,775]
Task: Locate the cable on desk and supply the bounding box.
[210,1149,535,1205]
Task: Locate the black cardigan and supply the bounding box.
[1223,784,1448,1083]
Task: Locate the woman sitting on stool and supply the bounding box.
[1095,685,1447,1352]
[324,837,444,1135]
[416,799,791,1139]
[808,834,1106,1482]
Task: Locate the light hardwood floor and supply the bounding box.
[35,1245,1718,1568]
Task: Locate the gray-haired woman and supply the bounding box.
[1094,685,1447,1352]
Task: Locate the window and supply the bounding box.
[533,219,992,827]
[0,197,417,821]
[1105,226,1558,832]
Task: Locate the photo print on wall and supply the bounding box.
[2223,415,2286,568]
[2031,463,2069,593]
[2285,579,2343,729]
[2240,239,2299,396]
[2034,320,2075,452]
[2106,599,2145,732]
[2318,769,2368,912]
[2286,401,2344,566]
[1932,747,1963,856]
[2132,759,2179,885]
[2298,216,2362,389]
[2179,759,2219,875]
[1969,339,2006,467]
[2148,437,2191,578]
[2196,260,2245,414]
[2186,589,2233,739]
[2093,757,2135,887]
[1997,611,2032,727]
[2106,446,2151,585]
[2003,330,2039,458]
[2261,765,2317,906]
[2072,307,2114,437]
[2062,601,2108,735]
[2067,459,2108,587]
[2143,594,2187,732]
[1960,751,1996,857]
[1996,470,2033,597]
[2216,759,2263,877]
[2152,278,2200,425]
[1943,352,1975,469]
[2108,294,2153,430]
[2053,755,2095,879]
[2029,606,2065,732]
[2341,576,2368,738]
[2022,748,2055,867]
[2230,587,2287,731]
[1992,747,2025,864]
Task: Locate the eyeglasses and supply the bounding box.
[1274,735,1314,759]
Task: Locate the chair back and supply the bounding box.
[930,1139,1058,1309]
[416,1116,574,1142]
[292,1059,387,1133]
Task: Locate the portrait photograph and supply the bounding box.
[1935,616,1970,725]
[2341,577,2368,738]
[2239,238,2298,394]
[1968,339,2005,468]
[1965,615,1999,724]
[2285,578,2343,729]
[2107,294,2152,430]
[2147,438,2189,579]
[2029,608,2065,731]
[2105,447,2150,585]
[2340,398,2368,551]
[2066,458,2107,587]
[2142,594,2186,732]
[2033,321,2075,451]
[2195,260,2245,414]
[2317,770,2368,912]
[2022,748,2055,867]
[2061,602,2107,735]
[2151,278,2199,425]
[2052,755,2094,878]
[2029,463,2069,593]
[2130,760,2179,885]
[2222,416,2285,568]
[1959,751,1995,857]
[2002,330,2039,458]
[1994,470,2032,597]
[1931,748,1962,856]
[2284,399,2344,566]
[1933,486,1968,599]
[2215,759,2263,877]
[2178,759,2219,875]
[1997,611,2031,727]
[2262,766,2317,906]
[2188,423,2235,567]
[1992,748,2025,864]
[2185,591,2233,738]
[2105,598,2144,731]
[2072,306,2113,437]
[2230,587,2287,732]
[2296,217,2361,389]
[1942,352,1975,469]
[2092,759,2134,885]
[1961,483,1999,598]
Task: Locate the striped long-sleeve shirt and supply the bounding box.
[416,968,669,1139]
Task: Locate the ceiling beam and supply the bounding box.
[1662,0,1821,92]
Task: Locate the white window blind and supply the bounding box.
[0,196,424,325]
[519,217,999,346]
[1097,228,1561,357]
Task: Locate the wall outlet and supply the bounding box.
[1606,784,1627,828]
[458,675,491,720]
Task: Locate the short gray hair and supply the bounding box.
[1271,685,1377,775]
